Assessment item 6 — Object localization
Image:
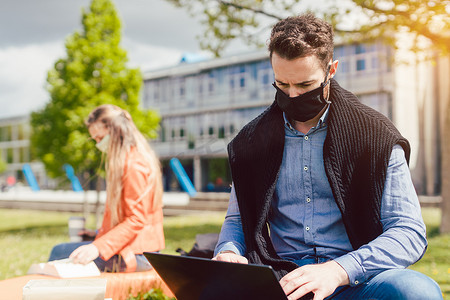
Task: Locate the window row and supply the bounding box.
[155,108,265,143]
[0,123,30,142]
[1,146,31,164]
[334,43,386,57]
[337,54,390,74]
[144,61,275,105]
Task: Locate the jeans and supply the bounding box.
[48,241,152,272]
[328,268,443,300]
[287,258,443,300]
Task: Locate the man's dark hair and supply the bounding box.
[268,13,334,71]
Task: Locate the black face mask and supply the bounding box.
[273,68,331,122]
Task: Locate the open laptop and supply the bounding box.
[144,252,288,300]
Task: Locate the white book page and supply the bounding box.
[28,259,100,278]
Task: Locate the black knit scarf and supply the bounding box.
[227,79,410,281]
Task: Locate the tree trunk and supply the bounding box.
[440,106,450,233]
[439,58,450,234]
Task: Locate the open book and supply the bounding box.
[27,258,101,278]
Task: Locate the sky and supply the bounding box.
[0,0,253,119]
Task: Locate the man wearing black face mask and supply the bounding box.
[213,13,443,300]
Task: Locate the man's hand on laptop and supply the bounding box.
[279,260,349,300]
[212,250,248,264]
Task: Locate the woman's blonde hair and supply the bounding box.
[86,104,163,226]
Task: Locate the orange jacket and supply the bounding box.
[93,148,165,271]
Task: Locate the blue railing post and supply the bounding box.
[169,158,197,197]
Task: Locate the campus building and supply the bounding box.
[0,116,49,189]
[142,43,448,195]
[0,41,446,195]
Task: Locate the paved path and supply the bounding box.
[0,188,440,215]
[0,189,230,215]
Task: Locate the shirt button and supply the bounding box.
[354,280,359,285]
[304,136,309,140]
[305,226,310,231]
[304,166,308,171]
[306,198,311,203]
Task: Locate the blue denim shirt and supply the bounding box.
[215,109,427,286]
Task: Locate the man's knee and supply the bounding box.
[374,269,443,300]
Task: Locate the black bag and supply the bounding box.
[176,233,219,259]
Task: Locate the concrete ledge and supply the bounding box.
[0,269,173,300]
[0,191,442,213]
[418,195,442,207]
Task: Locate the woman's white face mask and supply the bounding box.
[95,134,110,153]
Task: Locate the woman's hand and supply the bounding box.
[69,244,100,265]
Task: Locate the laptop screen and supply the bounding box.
[144,252,288,300]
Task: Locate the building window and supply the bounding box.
[18,124,28,140]
[340,61,349,73]
[180,80,186,97]
[209,127,214,135]
[19,147,29,163]
[161,127,166,142]
[262,73,270,85]
[0,127,6,142]
[259,60,271,70]
[7,148,13,163]
[218,126,225,139]
[153,82,160,100]
[334,46,345,57]
[240,77,245,88]
[356,59,366,71]
[250,63,258,80]
[180,128,185,138]
[230,79,235,89]
[208,71,215,93]
[355,45,366,54]
[3,126,12,141]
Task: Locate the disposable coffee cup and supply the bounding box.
[68,216,86,242]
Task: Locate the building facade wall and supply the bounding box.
[143,43,416,192]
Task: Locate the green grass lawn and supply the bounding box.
[0,209,225,281]
[0,207,448,298]
[409,207,450,298]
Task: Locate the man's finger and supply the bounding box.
[313,291,326,300]
[286,282,315,300]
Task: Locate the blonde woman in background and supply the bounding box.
[48,104,165,272]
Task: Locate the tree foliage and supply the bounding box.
[31,0,160,179]
[166,0,450,56]
[330,0,450,54]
